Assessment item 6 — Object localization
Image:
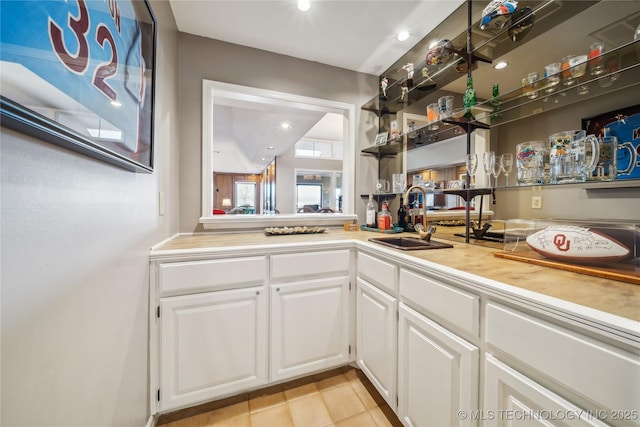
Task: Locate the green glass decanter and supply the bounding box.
[462,77,477,118]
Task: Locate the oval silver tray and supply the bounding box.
[264,226,326,236]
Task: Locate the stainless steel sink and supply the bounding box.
[368,237,453,251]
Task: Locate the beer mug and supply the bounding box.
[376,179,390,193]
[392,173,406,193]
[516,141,546,185]
[548,130,599,184]
[591,136,636,181]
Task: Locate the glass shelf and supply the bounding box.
[361,139,403,157]
[470,39,640,129]
[443,187,493,202]
[360,0,600,118]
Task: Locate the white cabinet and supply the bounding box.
[484,354,608,427]
[485,302,640,426]
[270,276,351,382]
[356,277,397,409]
[398,303,479,427]
[357,251,398,294]
[160,286,267,412]
[400,268,479,338]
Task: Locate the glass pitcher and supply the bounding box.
[548,130,599,184]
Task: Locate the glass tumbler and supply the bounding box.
[544,63,560,92]
[589,42,605,76]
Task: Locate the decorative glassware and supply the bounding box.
[501,153,514,186]
[490,83,502,120]
[463,77,477,118]
[465,153,478,188]
[544,62,560,93]
[492,154,503,187]
[589,42,605,76]
[483,151,495,188]
[426,103,440,130]
[522,72,539,99]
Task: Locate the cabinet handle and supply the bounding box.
[256,291,260,295]
[276,287,280,292]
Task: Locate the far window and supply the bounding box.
[295,139,343,160]
[296,184,322,212]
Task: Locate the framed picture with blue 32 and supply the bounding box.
[0,0,156,173]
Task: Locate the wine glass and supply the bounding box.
[492,154,502,187]
[501,153,514,186]
[482,151,495,188]
[465,153,478,188]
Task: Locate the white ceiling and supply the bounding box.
[168,0,465,76]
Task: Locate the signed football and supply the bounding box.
[526,226,630,264]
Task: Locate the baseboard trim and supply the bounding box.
[146,414,156,427]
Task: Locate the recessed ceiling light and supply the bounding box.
[397,31,410,42]
[267,146,276,150]
[297,0,310,12]
[281,122,291,129]
[494,61,508,70]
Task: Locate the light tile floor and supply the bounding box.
[157,367,403,427]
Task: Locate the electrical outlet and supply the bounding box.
[531,196,542,209]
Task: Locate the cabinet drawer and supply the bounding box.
[483,354,606,427]
[270,250,350,281]
[399,269,479,337]
[357,252,397,294]
[485,302,640,416]
[159,256,267,295]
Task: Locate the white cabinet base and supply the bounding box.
[356,277,398,409]
[160,286,267,412]
[270,276,351,382]
[398,303,479,427]
[483,354,608,427]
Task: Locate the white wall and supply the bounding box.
[0,1,180,425]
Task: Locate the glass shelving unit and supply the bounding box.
[361,0,640,243]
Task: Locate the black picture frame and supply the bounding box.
[0,0,156,173]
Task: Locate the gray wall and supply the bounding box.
[176,33,379,231]
[0,1,180,425]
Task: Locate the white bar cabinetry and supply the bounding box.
[355,252,399,409]
[269,249,353,382]
[160,286,267,411]
[153,256,268,412]
[151,248,353,414]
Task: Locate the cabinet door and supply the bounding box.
[271,276,350,382]
[160,286,267,412]
[398,303,479,427]
[483,354,609,427]
[356,277,397,409]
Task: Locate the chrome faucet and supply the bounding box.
[403,184,431,240]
